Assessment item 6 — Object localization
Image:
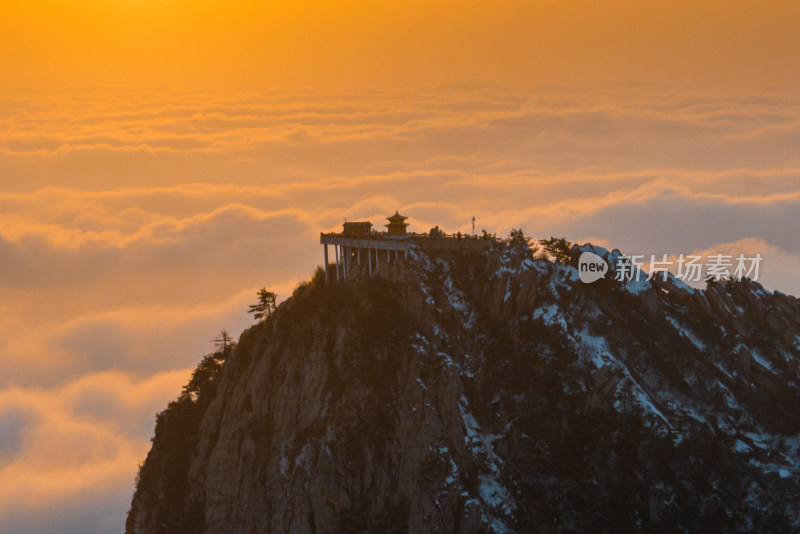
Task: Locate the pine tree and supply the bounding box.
[248,287,277,321]
[539,236,573,264]
[211,328,234,356]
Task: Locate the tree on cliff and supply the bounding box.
[248,287,277,321]
[212,328,235,356]
[539,236,573,264]
[504,228,538,259]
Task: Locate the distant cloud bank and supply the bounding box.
[1,85,799,532]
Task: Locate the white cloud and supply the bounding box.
[0,369,189,532]
[2,85,800,532]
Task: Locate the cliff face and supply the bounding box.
[127,241,800,533]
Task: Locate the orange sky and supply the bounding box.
[3,0,800,90]
[2,1,800,532]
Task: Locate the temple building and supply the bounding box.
[385,211,409,236]
[342,221,372,238]
[320,211,489,283]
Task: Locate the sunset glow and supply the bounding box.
[4,1,800,89]
[2,0,800,531]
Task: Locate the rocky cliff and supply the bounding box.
[126,238,800,533]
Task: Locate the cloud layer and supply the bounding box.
[1,85,800,532]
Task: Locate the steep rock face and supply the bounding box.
[127,241,800,533]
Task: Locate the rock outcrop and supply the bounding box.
[127,240,800,533]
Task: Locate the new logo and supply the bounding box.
[578,251,608,283]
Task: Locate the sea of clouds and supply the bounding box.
[1,84,799,532]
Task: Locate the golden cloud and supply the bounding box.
[2,85,800,531]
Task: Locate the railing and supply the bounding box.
[321,231,495,241]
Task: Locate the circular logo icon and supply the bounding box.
[578,251,608,283]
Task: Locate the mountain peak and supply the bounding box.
[127,240,800,533]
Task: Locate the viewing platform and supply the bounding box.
[320,211,492,282]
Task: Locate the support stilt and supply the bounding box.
[321,239,416,281]
[324,244,329,283]
[335,245,340,281]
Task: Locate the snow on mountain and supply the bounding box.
[128,236,800,533]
